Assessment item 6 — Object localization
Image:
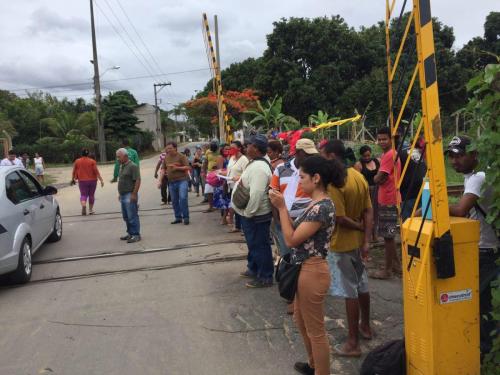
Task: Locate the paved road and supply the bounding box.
[0,152,403,375]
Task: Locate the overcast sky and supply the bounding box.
[0,0,497,110]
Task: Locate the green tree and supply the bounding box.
[463,62,500,375]
[245,96,299,131]
[102,90,140,140]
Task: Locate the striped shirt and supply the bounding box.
[270,158,311,218]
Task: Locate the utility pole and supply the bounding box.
[154,82,171,150]
[213,15,225,142]
[90,0,106,162]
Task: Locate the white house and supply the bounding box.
[134,103,164,151]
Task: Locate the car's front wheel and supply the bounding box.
[13,237,32,284]
[47,210,62,243]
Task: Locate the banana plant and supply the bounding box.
[245,95,299,131]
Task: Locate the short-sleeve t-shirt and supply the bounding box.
[205,150,219,171]
[328,168,372,252]
[292,199,336,259]
[73,157,100,181]
[463,171,499,249]
[163,152,189,182]
[270,159,311,218]
[118,161,140,194]
[227,155,249,190]
[378,149,401,206]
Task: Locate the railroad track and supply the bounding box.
[447,184,464,197]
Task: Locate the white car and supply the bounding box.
[0,166,62,283]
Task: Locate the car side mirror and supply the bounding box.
[43,186,58,195]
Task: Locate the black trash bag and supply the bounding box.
[360,339,406,375]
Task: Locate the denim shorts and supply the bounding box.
[327,249,369,298]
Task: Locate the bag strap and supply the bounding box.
[252,157,273,173]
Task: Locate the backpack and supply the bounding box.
[360,339,406,375]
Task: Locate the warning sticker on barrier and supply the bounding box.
[439,289,472,304]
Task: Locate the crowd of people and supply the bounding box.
[4,127,496,372]
[137,130,493,374]
[0,149,46,183]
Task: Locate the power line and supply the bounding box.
[100,0,159,77]
[100,0,160,77]
[3,68,210,93]
[113,0,165,76]
[94,0,156,78]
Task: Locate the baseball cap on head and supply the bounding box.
[248,134,268,149]
[445,135,471,155]
[295,138,319,155]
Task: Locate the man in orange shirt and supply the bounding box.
[72,149,104,215]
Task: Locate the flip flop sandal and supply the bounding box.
[333,344,361,357]
[228,229,240,233]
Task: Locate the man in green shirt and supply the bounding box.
[117,148,141,243]
[112,138,139,183]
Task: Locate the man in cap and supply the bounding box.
[445,135,499,358]
[232,134,274,288]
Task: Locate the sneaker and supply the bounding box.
[294,362,314,375]
[81,206,87,216]
[127,235,141,243]
[245,279,273,288]
[239,270,256,279]
[120,234,131,241]
[171,220,182,224]
[184,219,190,225]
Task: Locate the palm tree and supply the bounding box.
[245,96,299,131]
[40,111,95,140]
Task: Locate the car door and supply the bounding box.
[4,171,44,248]
[18,171,53,239]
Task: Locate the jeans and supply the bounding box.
[234,212,242,230]
[240,216,273,282]
[160,176,171,203]
[192,169,201,194]
[170,179,189,220]
[270,220,291,256]
[120,193,140,236]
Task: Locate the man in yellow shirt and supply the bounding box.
[321,140,373,358]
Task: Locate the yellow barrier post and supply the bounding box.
[386,1,480,373]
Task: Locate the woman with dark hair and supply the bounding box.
[192,146,203,197]
[354,145,380,241]
[269,155,345,375]
[267,140,284,170]
[202,141,223,212]
[225,140,249,232]
[212,145,232,224]
[72,148,104,215]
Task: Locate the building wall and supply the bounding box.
[134,104,164,151]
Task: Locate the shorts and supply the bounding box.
[378,205,399,239]
[204,183,214,194]
[35,166,44,176]
[327,249,369,298]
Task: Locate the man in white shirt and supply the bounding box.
[0,150,23,167]
[446,135,499,358]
